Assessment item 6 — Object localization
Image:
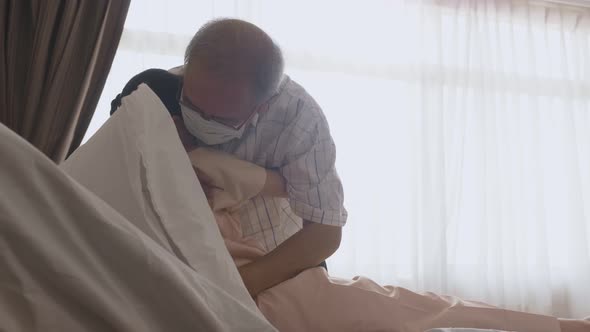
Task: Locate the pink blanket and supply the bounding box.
[190,148,561,332]
[216,211,560,332]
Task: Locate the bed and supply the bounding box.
[0,84,550,332]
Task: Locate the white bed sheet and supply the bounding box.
[0,84,275,331]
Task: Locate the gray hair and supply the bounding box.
[184,18,284,102]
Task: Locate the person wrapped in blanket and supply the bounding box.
[110,18,589,332]
[111,19,343,296]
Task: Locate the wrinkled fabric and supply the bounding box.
[191,150,562,332]
[0,85,276,332]
[188,147,266,213]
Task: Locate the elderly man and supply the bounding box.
[110,18,347,297]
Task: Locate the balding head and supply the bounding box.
[184,18,284,103]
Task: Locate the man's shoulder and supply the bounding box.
[110,68,182,116]
[279,76,316,106]
[266,75,328,127]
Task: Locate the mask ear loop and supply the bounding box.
[250,113,259,127]
[256,88,282,116]
[241,93,278,129]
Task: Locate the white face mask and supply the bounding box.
[180,103,255,145]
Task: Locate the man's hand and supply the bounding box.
[237,221,342,297]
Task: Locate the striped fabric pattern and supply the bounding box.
[214,76,347,251]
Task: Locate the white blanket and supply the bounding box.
[0,84,275,331]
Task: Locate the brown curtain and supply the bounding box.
[0,0,130,163]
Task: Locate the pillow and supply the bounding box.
[62,84,274,330]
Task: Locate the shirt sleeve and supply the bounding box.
[279,105,347,227]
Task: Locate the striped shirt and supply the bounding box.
[112,70,347,251]
[213,76,347,250]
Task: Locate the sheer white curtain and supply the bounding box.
[85,0,590,318]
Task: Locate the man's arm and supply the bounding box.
[189,162,338,296]
[191,157,342,297]
[239,168,340,296]
[238,221,341,296]
[236,106,346,296]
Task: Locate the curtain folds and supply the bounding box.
[0,0,130,162]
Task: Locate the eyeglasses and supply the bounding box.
[177,86,257,130]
